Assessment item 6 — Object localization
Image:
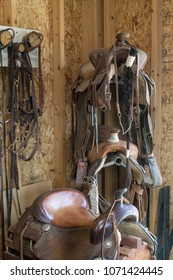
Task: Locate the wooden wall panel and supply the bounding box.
[82,0,104,60]
[113,0,152,73]
[104,0,115,47]
[3,0,17,25]
[0,0,4,24]
[52,0,66,188]
[162,0,173,259]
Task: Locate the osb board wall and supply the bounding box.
[113,0,152,73]
[162,0,173,252]
[0,0,3,23]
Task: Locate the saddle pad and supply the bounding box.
[118,221,157,255]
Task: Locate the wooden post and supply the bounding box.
[103,0,116,201]
[3,0,17,26]
[52,0,66,187]
[103,0,115,47]
[149,0,163,233]
[82,0,104,62]
[151,0,162,164]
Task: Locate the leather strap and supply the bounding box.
[130,183,148,222]
[101,196,128,260]
[0,123,5,258]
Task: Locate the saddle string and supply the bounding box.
[112,215,121,259]
[19,218,33,259]
[86,176,99,215]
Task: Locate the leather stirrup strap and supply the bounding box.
[0,126,5,258]
[130,184,148,222]
[19,218,32,259]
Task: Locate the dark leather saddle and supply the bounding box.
[11,187,157,260]
[73,32,153,111]
[72,33,162,193]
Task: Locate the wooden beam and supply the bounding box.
[149,187,161,234]
[151,0,162,164]
[93,0,104,48]
[82,0,104,61]
[103,0,116,201]
[52,0,66,187]
[103,0,115,48]
[149,0,163,234]
[3,0,17,26]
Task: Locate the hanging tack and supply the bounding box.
[23,31,43,51]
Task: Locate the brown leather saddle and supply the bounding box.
[10,187,157,260]
[73,33,149,112]
[9,189,138,259]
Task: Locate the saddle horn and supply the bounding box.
[90,188,138,245]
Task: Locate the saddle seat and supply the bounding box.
[87,126,139,176]
[31,188,95,228]
[88,135,139,164]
